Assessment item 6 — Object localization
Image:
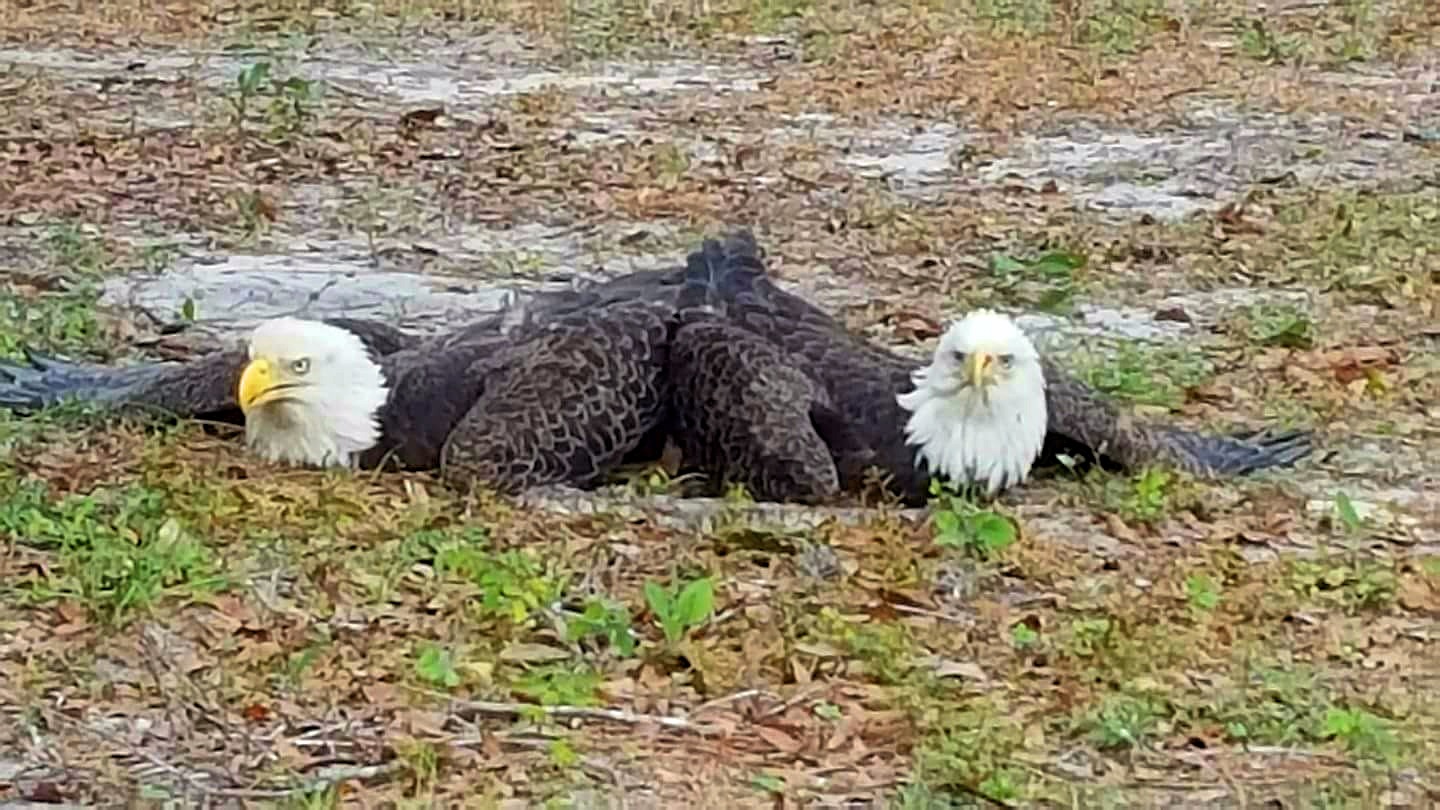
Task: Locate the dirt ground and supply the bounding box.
[2,1,1439,807]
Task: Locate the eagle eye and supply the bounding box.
[998,354,1015,367]
[291,358,311,375]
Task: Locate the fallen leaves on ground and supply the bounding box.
[3,1,1440,806]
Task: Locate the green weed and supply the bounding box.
[44,223,111,274]
[906,693,1030,804]
[751,772,786,795]
[1184,572,1222,614]
[470,549,569,628]
[1322,706,1399,762]
[1206,661,1332,748]
[276,786,340,810]
[1237,17,1305,62]
[815,607,917,685]
[226,188,275,239]
[644,575,715,647]
[1078,691,1165,750]
[1009,622,1040,651]
[565,597,638,657]
[1287,557,1397,612]
[347,522,488,602]
[970,0,1052,34]
[1193,658,1412,767]
[0,226,113,360]
[927,480,1019,559]
[414,642,463,689]
[1074,0,1169,55]
[1331,491,1366,536]
[986,249,1085,314]
[1072,343,1215,410]
[1062,616,1114,659]
[0,401,113,456]
[1235,301,1316,349]
[546,737,581,769]
[363,525,566,632]
[395,738,440,799]
[1094,467,1192,525]
[512,663,602,707]
[1332,0,1381,62]
[226,61,323,140]
[0,478,230,625]
[271,638,328,691]
[1272,192,1439,300]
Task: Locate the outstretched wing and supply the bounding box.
[1040,363,1314,476]
[0,347,247,417]
[0,267,688,421]
[437,299,672,494]
[0,317,420,419]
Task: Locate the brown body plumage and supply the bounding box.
[436,299,673,493]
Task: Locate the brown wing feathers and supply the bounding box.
[437,300,673,494]
[679,232,932,501]
[665,238,852,502]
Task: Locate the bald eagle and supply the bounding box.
[238,317,390,467]
[0,230,1311,503]
[631,230,1309,503]
[897,309,1048,496]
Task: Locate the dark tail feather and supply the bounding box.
[676,228,768,314]
[0,347,250,417]
[0,349,160,411]
[1163,427,1316,476]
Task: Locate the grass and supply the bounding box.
[1229,300,1317,349]
[2,1,1439,806]
[0,475,230,626]
[1068,342,1216,410]
[1,276,1435,807]
[0,226,110,361]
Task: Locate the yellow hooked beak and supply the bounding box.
[964,351,996,390]
[238,357,283,413]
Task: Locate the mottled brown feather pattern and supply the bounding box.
[669,315,841,502]
[684,232,931,500]
[437,300,673,494]
[0,277,687,485]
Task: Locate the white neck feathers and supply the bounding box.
[895,312,1049,496]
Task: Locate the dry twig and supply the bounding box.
[404,685,719,735]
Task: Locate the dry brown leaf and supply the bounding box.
[755,724,805,754]
[1104,513,1139,543]
[1398,575,1439,613]
[932,659,988,682]
[499,642,571,663]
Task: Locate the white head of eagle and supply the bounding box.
[895,309,1048,496]
[236,317,390,468]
